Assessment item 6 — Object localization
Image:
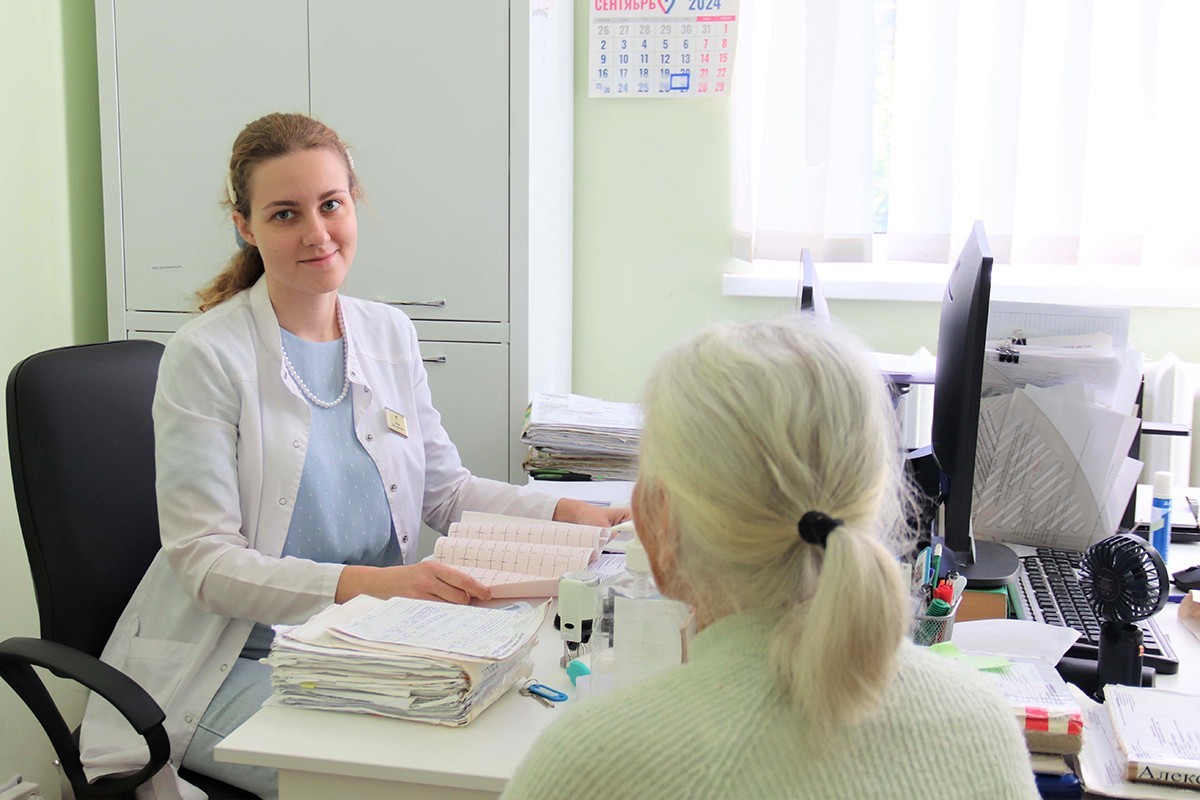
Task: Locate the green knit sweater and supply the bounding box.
[502,609,1038,800]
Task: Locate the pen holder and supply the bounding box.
[911,598,961,647]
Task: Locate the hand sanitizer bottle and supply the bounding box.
[585,537,689,698]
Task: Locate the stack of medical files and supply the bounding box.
[521,392,641,481]
[264,595,545,726]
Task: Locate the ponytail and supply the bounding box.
[197,245,264,312]
[770,525,909,730]
[639,317,917,733]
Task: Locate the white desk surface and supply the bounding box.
[217,603,572,800]
[217,535,1200,800]
[218,481,634,798]
[1148,540,1200,693]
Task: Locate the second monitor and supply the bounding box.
[930,221,1019,588]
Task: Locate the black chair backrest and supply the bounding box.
[6,340,165,658]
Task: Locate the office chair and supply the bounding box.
[0,340,257,799]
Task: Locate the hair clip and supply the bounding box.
[346,151,355,172]
[225,173,237,206]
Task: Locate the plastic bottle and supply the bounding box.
[584,537,688,698]
[1151,470,1172,563]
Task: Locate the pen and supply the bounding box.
[929,542,943,586]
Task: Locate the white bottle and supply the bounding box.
[1151,470,1172,562]
[586,538,688,698]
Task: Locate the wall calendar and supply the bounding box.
[588,0,740,98]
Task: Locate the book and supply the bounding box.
[1104,684,1200,789]
[957,585,1011,622]
[430,513,624,598]
[979,656,1084,755]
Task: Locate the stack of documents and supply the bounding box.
[264,595,544,726]
[521,392,642,480]
[984,656,1084,756]
[972,331,1144,551]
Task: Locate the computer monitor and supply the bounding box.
[795,248,831,326]
[930,221,1019,588]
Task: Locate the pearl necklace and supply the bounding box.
[280,305,350,409]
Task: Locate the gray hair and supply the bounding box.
[639,316,914,728]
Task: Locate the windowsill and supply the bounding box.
[722,262,1200,309]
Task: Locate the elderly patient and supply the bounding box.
[501,318,1037,800]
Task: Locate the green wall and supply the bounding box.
[1,2,105,793]
[567,0,1200,403]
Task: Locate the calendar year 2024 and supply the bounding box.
[589,0,740,98]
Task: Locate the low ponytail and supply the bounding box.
[197,246,264,312]
[770,525,909,730]
[639,317,916,734]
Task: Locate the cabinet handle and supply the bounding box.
[422,356,448,364]
[392,300,447,308]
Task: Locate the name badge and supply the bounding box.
[386,408,409,438]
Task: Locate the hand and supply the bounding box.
[553,497,631,529]
[336,561,492,605]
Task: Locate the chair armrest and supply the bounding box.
[0,636,170,797]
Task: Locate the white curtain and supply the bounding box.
[734,0,1200,266]
[731,0,876,262]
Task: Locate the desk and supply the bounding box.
[217,536,1200,799]
[1150,540,1200,694]
[217,607,569,799]
[217,481,634,799]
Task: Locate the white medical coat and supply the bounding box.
[78,278,557,798]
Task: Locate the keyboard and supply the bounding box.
[1011,547,1179,675]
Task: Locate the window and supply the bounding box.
[729,0,1200,304]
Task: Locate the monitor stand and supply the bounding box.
[933,509,1020,588]
[954,540,1020,589]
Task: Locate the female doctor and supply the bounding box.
[78,112,626,799]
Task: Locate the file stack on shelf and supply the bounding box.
[521,392,642,481]
[264,595,545,726]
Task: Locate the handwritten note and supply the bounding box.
[332,597,545,660]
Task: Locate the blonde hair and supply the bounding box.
[639,317,913,729]
[196,112,360,311]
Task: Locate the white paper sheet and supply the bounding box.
[332,597,546,660]
[1075,687,1200,798]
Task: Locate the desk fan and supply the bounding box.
[1080,533,1169,695]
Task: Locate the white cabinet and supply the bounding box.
[309,0,511,322]
[95,0,574,483]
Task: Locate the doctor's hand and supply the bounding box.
[553,497,631,529]
[336,562,492,605]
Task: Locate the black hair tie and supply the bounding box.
[797,511,843,548]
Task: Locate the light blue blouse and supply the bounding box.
[241,329,397,658]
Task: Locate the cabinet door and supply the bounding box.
[420,340,510,481]
[415,340,510,561]
[309,1,510,323]
[113,0,308,312]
